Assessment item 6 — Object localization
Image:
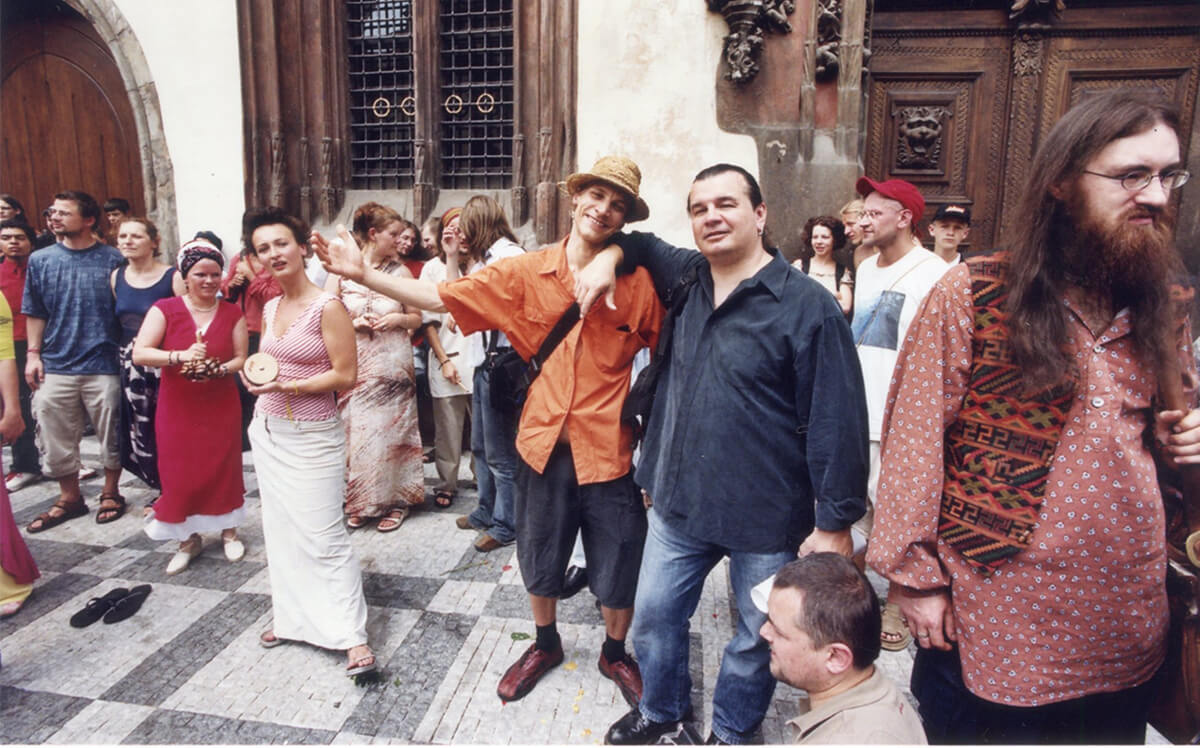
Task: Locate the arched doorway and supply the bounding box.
[1,1,145,233]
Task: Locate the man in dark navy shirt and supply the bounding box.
[580,164,869,745]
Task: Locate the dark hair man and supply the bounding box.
[22,190,125,532]
[867,89,1196,743]
[579,163,869,745]
[927,204,971,264]
[317,156,663,711]
[0,219,42,490]
[758,553,926,744]
[102,197,131,246]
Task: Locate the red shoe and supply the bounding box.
[497,643,564,702]
[599,652,643,707]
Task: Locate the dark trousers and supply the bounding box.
[235,332,261,452]
[912,645,1158,744]
[10,339,40,474]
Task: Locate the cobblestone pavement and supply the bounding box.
[0,439,1165,744]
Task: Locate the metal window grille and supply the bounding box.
[438,0,514,189]
[347,0,415,189]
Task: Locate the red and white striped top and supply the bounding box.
[256,293,341,421]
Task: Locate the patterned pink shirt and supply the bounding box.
[257,293,340,421]
[867,263,1187,706]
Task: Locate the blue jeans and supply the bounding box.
[467,366,517,544]
[632,510,795,744]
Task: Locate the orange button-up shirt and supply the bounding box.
[438,240,663,484]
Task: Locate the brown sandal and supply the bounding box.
[96,494,127,525]
[27,500,89,533]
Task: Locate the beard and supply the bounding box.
[1056,183,1183,384]
[1058,187,1179,309]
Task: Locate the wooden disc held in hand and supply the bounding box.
[243,352,279,386]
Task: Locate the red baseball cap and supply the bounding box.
[856,176,926,226]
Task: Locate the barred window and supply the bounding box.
[438,0,514,188]
[345,0,514,190]
[347,0,415,189]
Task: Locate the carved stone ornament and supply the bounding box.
[815,0,841,83]
[707,0,796,85]
[1009,0,1065,22]
[893,105,952,170]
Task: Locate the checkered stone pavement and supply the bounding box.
[1,437,1165,744]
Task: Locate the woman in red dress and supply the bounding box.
[133,238,249,574]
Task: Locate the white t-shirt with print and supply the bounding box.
[851,246,949,440]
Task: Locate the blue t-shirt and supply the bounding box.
[22,243,124,375]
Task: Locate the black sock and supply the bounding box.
[535,622,560,652]
[602,635,626,663]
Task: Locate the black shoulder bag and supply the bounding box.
[485,302,581,417]
[621,268,699,445]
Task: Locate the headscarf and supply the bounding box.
[441,206,463,226]
[177,238,225,277]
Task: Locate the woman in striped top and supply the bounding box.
[238,207,376,678]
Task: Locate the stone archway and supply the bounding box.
[59,0,179,251]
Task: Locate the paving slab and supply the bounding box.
[0,439,1168,744]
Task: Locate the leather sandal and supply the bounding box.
[96,493,127,524]
[346,645,377,676]
[880,601,913,651]
[434,491,454,508]
[27,499,88,533]
[377,508,408,533]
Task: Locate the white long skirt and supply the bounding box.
[250,413,368,650]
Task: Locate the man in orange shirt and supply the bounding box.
[316,156,663,707]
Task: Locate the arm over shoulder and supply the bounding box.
[614,231,706,303]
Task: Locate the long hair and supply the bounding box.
[1004,89,1181,392]
[422,216,444,261]
[400,218,426,260]
[458,195,518,261]
[798,215,846,262]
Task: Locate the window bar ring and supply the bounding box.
[371,96,392,120]
[398,95,416,118]
[476,92,496,114]
[444,94,464,115]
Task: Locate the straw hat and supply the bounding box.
[564,155,650,223]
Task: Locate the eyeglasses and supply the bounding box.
[1081,169,1190,192]
[860,207,910,220]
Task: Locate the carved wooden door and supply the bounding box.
[865,31,1012,252]
[867,3,1200,254]
[1,11,144,221]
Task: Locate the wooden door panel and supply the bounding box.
[1039,34,1198,151]
[866,35,1011,249]
[1,13,143,223]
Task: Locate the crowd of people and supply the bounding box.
[1,87,1197,744]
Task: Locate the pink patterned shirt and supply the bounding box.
[257,293,340,421]
[867,263,1189,706]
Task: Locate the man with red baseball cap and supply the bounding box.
[849,176,948,653]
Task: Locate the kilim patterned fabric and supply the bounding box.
[939,252,1075,574]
